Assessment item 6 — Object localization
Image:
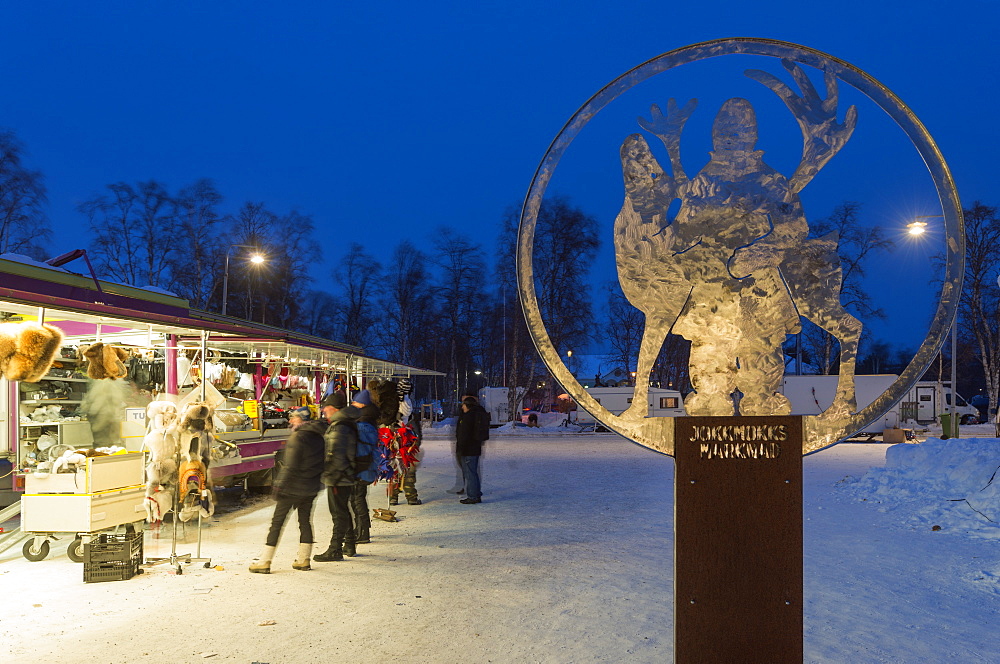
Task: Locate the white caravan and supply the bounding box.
[575,386,686,424]
[903,381,979,424]
[477,387,512,424]
[781,375,979,433]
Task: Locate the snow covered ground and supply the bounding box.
[2,428,998,663]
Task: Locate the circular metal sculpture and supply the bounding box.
[517,38,964,455]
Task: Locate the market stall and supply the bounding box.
[0,255,442,563]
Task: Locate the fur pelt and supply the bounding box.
[176,401,214,466]
[143,401,181,513]
[145,457,178,498]
[51,450,87,474]
[80,342,129,380]
[146,490,173,523]
[146,401,178,433]
[0,322,64,382]
[369,378,400,426]
[77,448,109,458]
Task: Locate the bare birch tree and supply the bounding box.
[81,181,179,288]
[332,242,382,349]
[802,201,893,373]
[955,202,1000,419]
[0,130,50,259]
[168,179,224,309]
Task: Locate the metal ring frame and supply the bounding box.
[516,37,964,455]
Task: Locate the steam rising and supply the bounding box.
[81,379,126,445]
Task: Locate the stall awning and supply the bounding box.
[0,257,443,378]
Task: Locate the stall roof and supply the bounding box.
[0,257,443,378]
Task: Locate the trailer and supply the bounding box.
[901,381,979,425]
[780,375,979,433]
[781,375,899,433]
[575,386,685,424]
[477,387,512,424]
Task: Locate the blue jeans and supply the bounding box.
[459,455,482,500]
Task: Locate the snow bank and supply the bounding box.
[492,421,596,436]
[842,437,1000,539]
[427,417,455,436]
[426,417,597,437]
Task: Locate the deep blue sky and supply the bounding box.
[2,2,997,352]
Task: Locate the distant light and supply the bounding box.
[250,254,266,264]
[474,370,482,375]
[906,221,927,236]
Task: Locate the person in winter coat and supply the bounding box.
[456,395,489,504]
[314,392,361,562]
[351,390,378,544]
[388,378,421,506]
[249,406,326,573]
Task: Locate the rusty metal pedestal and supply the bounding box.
[674,416,803,663]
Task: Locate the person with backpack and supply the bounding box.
[249,406,325,574]
[314,392,361,562]
[455,395,490,504]
[351,390,380,544]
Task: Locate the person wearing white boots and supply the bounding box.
[249,406,326,573]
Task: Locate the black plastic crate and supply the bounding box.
[83,530,143,583]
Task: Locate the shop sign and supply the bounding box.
[242,400,259,418]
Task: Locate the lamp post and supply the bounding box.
[222,246,266,317]
[906,215,958,438]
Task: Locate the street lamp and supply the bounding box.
[222,246,266,317]
[906,214,957,438]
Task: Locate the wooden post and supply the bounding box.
[674,416,803,662]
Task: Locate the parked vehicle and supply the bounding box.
[575,386,685,424]
[478,387,511,424]
[903,381,979,425]
[780,375,979,432]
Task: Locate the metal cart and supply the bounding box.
[17,453,146,562]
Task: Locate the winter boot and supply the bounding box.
[343,540,357,557]
[249,545,276,574]
[313,545,344,562]
[355,525,371,545]
[292,543,313,570]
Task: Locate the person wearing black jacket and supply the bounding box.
[455,396,489,504]
[249,406,326,574]
[314,392,361,562]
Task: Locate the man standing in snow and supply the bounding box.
[314,392,361,562]
[249,406,326,574]
[456,395,489,504]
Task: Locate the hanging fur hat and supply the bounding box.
[146,401,178,432]
[178,402,214,433]
[370,378,400,426]
[0,322,65,382]
[81,342,129,380]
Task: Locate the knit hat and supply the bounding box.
[397,377,413,397]
[321,392,347,409]
[352,389,372,406]
[289,406,312,420]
